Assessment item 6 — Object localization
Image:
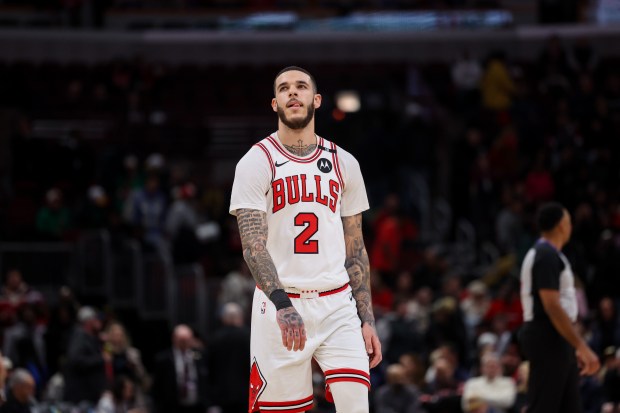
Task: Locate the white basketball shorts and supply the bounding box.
[249,284,371,412]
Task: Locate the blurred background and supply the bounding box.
[0,1,619,412]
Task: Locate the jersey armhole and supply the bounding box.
[330,142,344,190]
[254,142,275,183]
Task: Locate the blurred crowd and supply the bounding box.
[0,266,250,413]
[0,33,619,413]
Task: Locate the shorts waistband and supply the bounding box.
[257,283,350,299]
[285,283,350,299]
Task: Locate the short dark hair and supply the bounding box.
[536,202,565,232]
[273,66,317,94]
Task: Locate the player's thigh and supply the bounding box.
[250,289,315,410]
[313,296,370,396]
[328,381,369,413]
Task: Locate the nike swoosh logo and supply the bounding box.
[275,160,290,167]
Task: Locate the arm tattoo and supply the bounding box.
[342,214,375,326]
[282,139,317,157]
[237,208,283,296]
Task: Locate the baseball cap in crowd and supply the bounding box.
[77,306,99,322]
[478,332,498,349]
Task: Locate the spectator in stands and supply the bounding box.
[513,361,529,413]
[35,188,71,241]
[218,260,255,317]
[451,51,482,111]
[165,182,202,264]
[374,363,423,413]
[0,369,37,413]
[399,353,426,389]
[128,174,167,248]
[426,297,469,368]
[537,35,571,97]
[44,286,78,378]
[116,155,144,216]
[393,271,415,304]
[483,278,522,332]
[495,192,524,255]
[405,287,433,336]
[461,281,490,340]
[480,51,515,112]
[207,302,250,413]
[151,324,208,413]
[2,299,46,395]
[413,247,449,292]
[600,347,620,412]
[451,126,484,222]
[370,194,408,283]
[499,341,522,380]
[79,185,111,229]
[590,297,620,357]
[525,153,555,205]
[101,322,149,401]
[461,352,516,413]
[95,375,143,413]
[379,298,425,364]
[0,269,30,308]
[371,270,395,316]
[63,306,106,405]
[420,355,463,413]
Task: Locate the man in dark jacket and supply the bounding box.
[208,303,250,413]
[63,306,106,405]
[151,324,208,413]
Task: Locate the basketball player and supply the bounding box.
[230,66,382,413]
[519,202,600,413]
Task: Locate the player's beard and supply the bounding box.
[277,102,315,130]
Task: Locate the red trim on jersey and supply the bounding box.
[254,142,275,181]
[330,141,344,190]
[258,395,314,412]
[266,135,324,163]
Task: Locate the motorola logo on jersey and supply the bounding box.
[317,158,333,173]
[272,174,340,214]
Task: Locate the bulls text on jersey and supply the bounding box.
[272,174,340,214]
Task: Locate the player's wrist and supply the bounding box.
[270,289,293,310]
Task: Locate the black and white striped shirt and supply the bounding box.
[520,240,578,323]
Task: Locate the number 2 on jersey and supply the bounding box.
[294,213,319,254]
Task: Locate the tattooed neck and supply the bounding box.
[282,139,317,157]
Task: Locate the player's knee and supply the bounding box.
[328,381,369,413]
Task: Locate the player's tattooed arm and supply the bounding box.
[282,139,317,157]
[343,213,382,367]
[237,208,307,351]
[342,213,374,326]
[236,208,283,296]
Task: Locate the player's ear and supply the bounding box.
[314,93,322,109]
[271,98,278,112]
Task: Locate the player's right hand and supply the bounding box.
[276,307,307,352]
[576,344,600,376]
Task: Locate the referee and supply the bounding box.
[519,202,600,413]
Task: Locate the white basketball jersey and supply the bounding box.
[230,132,370,291]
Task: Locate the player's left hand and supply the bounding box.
[362,322,382,369]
